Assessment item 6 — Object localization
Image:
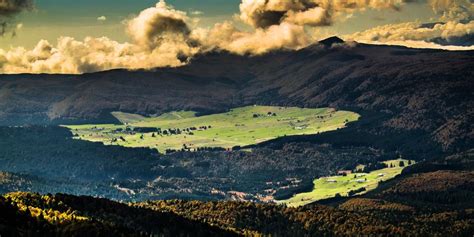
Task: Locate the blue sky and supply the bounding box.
[34,0,240,19]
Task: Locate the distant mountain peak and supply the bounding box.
[319,36,345,47]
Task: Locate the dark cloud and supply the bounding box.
[0,0,33,35]
[252,10,287,28]
[432,33,474,46]
[126,0,191,49]
[239,0,422,29]
[0,0,33,15]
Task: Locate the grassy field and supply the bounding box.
[65,106,360,153]
[279,159,415,207]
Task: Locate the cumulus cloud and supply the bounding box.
[0,36,199,74]
[429,0,474,21]
[126,0,191,50]
[348,0,474,47]
[238,0,416,29]
[192,21,312,54]
[233,0,474,52]
[0,0,316,74]
[1,0,474,74]
[0,0,32,15]
[97,16,107,21]
[192,0,417,55]
[364,39,474,50]
[0,1,199,74]
[348,21,474,43]
[192,0,418,55]
[0,0,33,35]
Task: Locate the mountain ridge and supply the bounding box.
[0,40,473,153]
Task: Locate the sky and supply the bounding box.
[0,0,242,48]
[1,0,435,48]
[0,0,473,74]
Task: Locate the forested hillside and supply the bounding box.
[0,192,235,236]
[0,126,390,201]
[1,154,473,237]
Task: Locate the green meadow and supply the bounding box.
[279,159,415,207]
[65,106,359,153]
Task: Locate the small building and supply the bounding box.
[356,179,366,183]
[338,170,352,175]
[326,179,337,183]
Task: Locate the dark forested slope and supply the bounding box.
[2,158,473,237]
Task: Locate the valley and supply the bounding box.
[65,106,359,153]
[280,159,415,207]
[0,125,393,203]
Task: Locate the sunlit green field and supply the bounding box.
[65,106,360,153]
[279,159,415,207]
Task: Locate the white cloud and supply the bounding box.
[0,0,33,35]
[346,0,474,48]
[1,0,474,74]
[0,1,199,74]
[359,39,474,50]
[0,36,199,74]
[193,21,312,54]
[190,10,203,15]
[347,21,474,42]
[238,0,417,29]
[97,16,107,21]
[126,0,191,49]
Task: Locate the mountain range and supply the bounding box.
[1,37,472,152]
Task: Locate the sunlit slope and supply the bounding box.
[66,106,359,153]
[280,159,415,207]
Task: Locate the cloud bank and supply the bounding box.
[0,0,473,74]
[238,0,415,29]
[348,0,474,48]
[0,1,199,74]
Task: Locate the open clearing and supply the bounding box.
[65,106,359,153]
[279,159,415,207]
